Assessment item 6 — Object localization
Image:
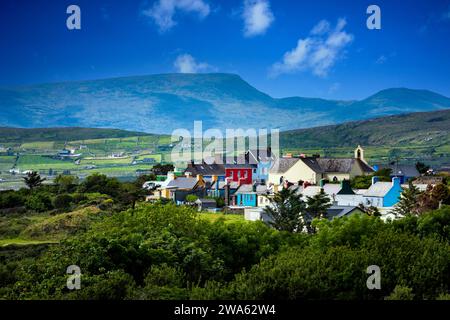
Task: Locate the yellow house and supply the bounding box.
[147,172,206,202]
[268,146,373,187]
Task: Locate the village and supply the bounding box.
[143,145,446,222]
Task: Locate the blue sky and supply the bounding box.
[0,0,449,100]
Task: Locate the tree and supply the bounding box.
[120,182,147,211]
[373,168,392,182]
[151,164,174,175]
[54,174,78,193]
[393,181,421,216]
[53,194,73,211]
[418,183,450,213]
[365,205,381,217]
[262,187,306,232]
[430,183,450,206]
[185,194,199,204]
[306,189,332,220]
[23,171,46,190]
[78,173,121,197]
[415,162,430,175]
[25,193,53,212]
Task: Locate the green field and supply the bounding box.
[0,132,173,190]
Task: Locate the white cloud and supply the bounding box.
[310,20,330,35]
[142,0,210,32]
[173,54,215,73]
[242,0,274,37]
[270,18,353,77]
[376,55,387,64]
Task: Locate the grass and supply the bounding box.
[199,213,245,224]
[20,141,55,150]
[0,238,58,247]
[21,206,101,240]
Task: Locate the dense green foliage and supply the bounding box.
[1,172,450,300]
[1,202,450,300]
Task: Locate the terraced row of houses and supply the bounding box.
[145,146,423,220]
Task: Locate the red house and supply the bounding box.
[225,164,254,185]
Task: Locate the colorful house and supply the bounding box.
[225,164,255,185]
[374,163,420,184]
[268,146,373,186]
[208,180,240,198]
[149,172,207,204]
[235,184,269,207]
[245,149,275,184]
[184,162,225,182]
[363,176,403,207]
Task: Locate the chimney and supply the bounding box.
[392,177,400,187]
[319,179,326,188]
[224,183,230,206]
[185,171,192,178]
[372,176,379,185]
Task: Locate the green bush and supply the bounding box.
[25,193,53,212]
[52,194,73,211]
[385,285,415,300]
[0,191,25,209]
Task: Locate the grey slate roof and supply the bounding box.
[235,184,270,194]
[185,163,225,176]
[211,180,240,190]
[379,164,420,177]
[269,158,300,174]
[166,177,199,190]
[300,158,373,174]
[327,206,363,219]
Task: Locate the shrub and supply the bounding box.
[53,194,73,211]
[25,193,53,212]
[0,191,25,209]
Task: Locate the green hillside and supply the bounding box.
[0,127,151,143]
[280,109,450,148]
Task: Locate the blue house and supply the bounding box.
[363,177,403,207]
[373,164,420,184]
[245,149,275,184]
[208,180,239,198]
[235,184,268,207]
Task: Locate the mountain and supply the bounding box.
[280,109,450,148]
[0,127,150,143]
[1,73,450,134]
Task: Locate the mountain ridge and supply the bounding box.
[1,73,449,134]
